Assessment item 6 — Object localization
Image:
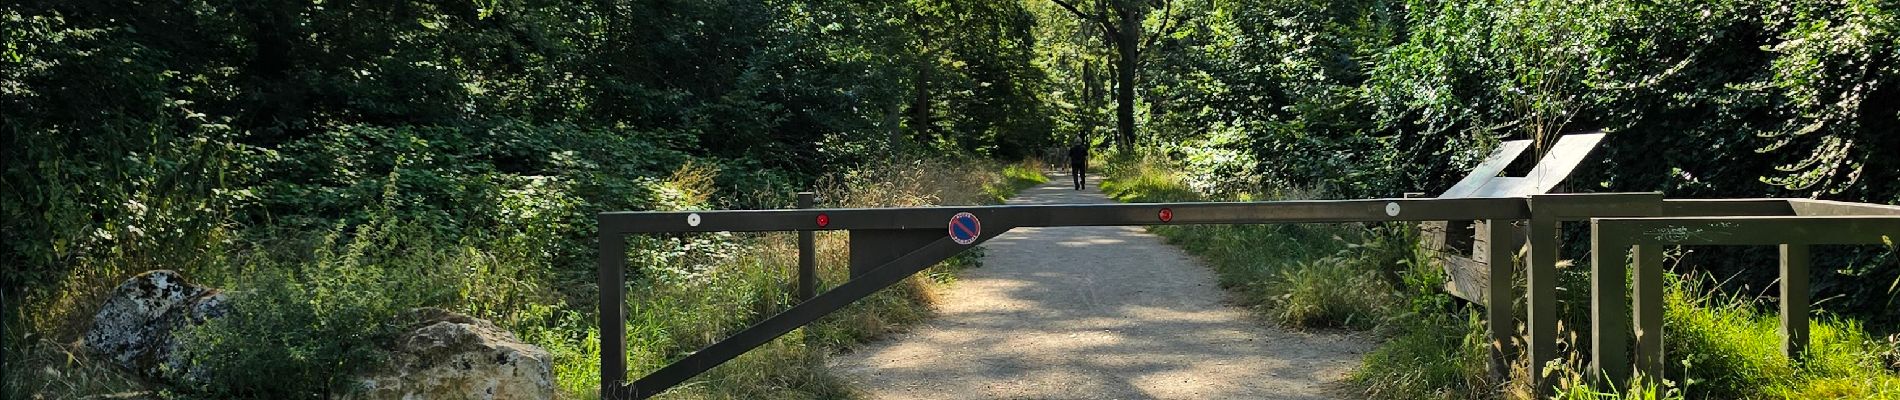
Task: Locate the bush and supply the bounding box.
[178,219,453,398]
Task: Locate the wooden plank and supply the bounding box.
[1525,132,1607,194]
[1446,221,1525,305]
[1589,225,1631,388]
[1788,199,1900,216]
[1443,255,1489,304]
[1781,244,1810,361]
[1471,177,1536,198]
[1473,220,1525,263]
[1442,140,1532,198]
[1420,221,1449,252]
[1633,244,1664,382]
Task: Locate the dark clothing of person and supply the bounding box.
[1068,144,1088,190]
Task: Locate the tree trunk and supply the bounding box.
[907,58,933,144]
[884,97,905,151]
[1113,10,1141,152]
[1081,59,1099,144]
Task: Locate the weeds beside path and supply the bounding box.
[832,173,1370,399]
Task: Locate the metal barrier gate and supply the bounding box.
[596,191,1900,399]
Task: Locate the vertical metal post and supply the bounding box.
[1589,224,1629,387]
[1780,244,1810,361]
[798,192,817,301]
[1483,219,1516,377]
[599,231,629,400]
[1526,215,1559,395]
[1632,244,1664,381]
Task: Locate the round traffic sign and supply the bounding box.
[948,212,981,245]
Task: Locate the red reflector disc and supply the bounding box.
[1158,208,1173,222]
[816,214,830,228]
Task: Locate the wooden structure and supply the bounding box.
[596,131,1900,397]
[1424,132,1605,305]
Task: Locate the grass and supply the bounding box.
[985,158,1051,202]
[8,157,1038,399]
[1099,154,1900,400]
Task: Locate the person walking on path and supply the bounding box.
[1068,141,1089,190]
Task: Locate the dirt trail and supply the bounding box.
[830,174,1372,399]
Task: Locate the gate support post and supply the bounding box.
[1526,212,1559,395]
[1780,244,1810,361]
[1633,244,1664,382]
[798,193,817,301]
[1589,226,1630,388]
[1484,219,1517,378]
[599,232,629,400]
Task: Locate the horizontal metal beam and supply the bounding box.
[601,197,1534,234]
[1595,216,1900,246]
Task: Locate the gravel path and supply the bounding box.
[830,174,1371,399]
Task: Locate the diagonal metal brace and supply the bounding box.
[613,226,1014,400]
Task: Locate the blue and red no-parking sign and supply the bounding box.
[948,212,981,245]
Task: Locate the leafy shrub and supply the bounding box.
[178,220,453,398]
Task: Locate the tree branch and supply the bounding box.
[1141,0,1183,51]
[1051,0,1122,39]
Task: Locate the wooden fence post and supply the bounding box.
[1780,244,1810,361]
[1589,225,1630,388]
[1527,215,1560,395]
[1633,244,1664,381]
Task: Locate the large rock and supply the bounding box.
[347,308,554,400]
[85,270,229,380]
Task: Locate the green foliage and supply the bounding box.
[1550,373,1686,400]
[983,160,1051,202]
[1098,153,1204,202]
[179,208,456,398]
[1351,311,1492,399]
[1660,275,1900,399]
[3,2,1068,396]
[1274,258,1390,330]
[1122,0,1900,329]
[1105,157,1900,399]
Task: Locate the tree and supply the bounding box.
[1049,0,1187,151]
